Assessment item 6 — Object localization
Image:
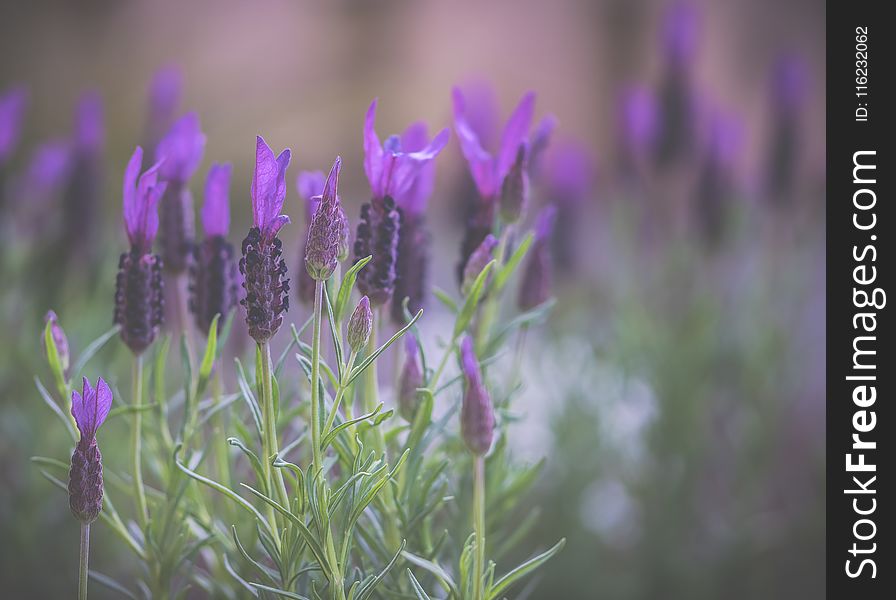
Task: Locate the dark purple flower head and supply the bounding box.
[461,234,497,296]
[250,136,291,243]
[363,99,449,207]
[305,157,344,281]
[202,163,232,237]
[662,1,700,67]
[155,112,206,183]
[499,143,530,224]
[74,91,104,156]
[398,336,424,422]
[123,146,167,254]
[518,206,556,311]
[460,337,494,456]
[0,85,27,164]
[452,87,535,200]
[68,377,111,524]
[42,310,71,379]
[347,295,373,354]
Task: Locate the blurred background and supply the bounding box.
[1,0,824,598]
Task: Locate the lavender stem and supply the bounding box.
[310,280,324,470]
[132,355,148,526]
[473,455,486,600]
[259,341,289,510]
[79,522,90,600]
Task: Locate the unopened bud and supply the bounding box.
[347,296,373,353]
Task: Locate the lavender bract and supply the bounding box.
[115,147,166,355]
[68,377,112,524]
[518,206,556,311]
[452,87,535,283]
[240,136,291,344]
[155,112,205,273]
[460,337,495,456]
[305,157,345,282]
[296,170,325,305]
[191,163,239,335]
[356,100,448,307]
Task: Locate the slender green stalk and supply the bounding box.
[259,341,289,509]
[475,227,511,353]
[473,456,486,600]
[310,280,324,470]
[132,355,149,526]
[363,310,385,455]
[212,368,231,491]
[78,522,90,600]
[323,350,357,437]
[429,334,457,391]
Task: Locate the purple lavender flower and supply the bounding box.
[68,377,112,524]
[347,295,373,354]
[695,110,742,244]
[42,310,71,379]
[499,143,529,224]
[543,141,595,273]
[190,164,239,335]
[617,85,658,175]
[518,206,556,311]
[356,99,449,307]
[295,170,325,305]
[0,85,27,165]
[239,136,291,344]
[460,337,494,456]
[452,87,535,283]
[63,92,105,258]
[143,66,182,163]
[662,1,699,68]
[766,54,808,205]
[115,147,166,355]
[391,121,446,324]
[527,114,557,179]
[17,140,73,208]
[461,234,498,296]
[306,157,346,281]
[155,113,205,273]
[398,336,424,422]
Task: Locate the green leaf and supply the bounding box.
[324,285,345,382]
[407,569,433,600]
[108,403,158,419]
[454,260,495,337]
[487,538,566,600]
[227,437,267,495]
[355,540,406,600]
[249,583,311,600]
[335,255,372,321]
[34,376,76,441]
[196,313,220,396]
[71,325,119,378]
[235,358,263,442]
[493,232,533,293]
[88,570,138,599]
[320,403,384,449]
[401,552,458,597]
[347,309,423,386]
[432,286,458,314]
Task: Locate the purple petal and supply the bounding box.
[663,1,699,66]
[453,87,497,197]
[389,128,450,203]
[547,140,595,203]
[363,99,385,198]
[94,378,113,432]
[202,163,232,236]
[321,156,342,209]
[71,377,111,439]
[75,91,104,155]
[297,170,325,202]
[496,91,535,184]
[455,80,499,149]
[155,112,206,182]
[534,205,557,241]
[401,122,429,152]
[0,85,28,162]
[251,136,293,236]
[122,147,144,240]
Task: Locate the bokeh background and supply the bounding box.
[1,0,825,598]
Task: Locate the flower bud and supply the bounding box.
[461,234,497,296]
[398,337,424,422]
[499,144,529,224]
[305,158,344,282]
[42,310,70,379]
[347,296,373,354]
[459,337,494,456]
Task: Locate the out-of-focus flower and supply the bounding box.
[68,377,112,524]
[115,147,166,355]
[64,91,105,258]
[306,157,346,282]
[695,109,743,244]
[240,136,291,344]
[617,86,658,176]
[662,1,699,68]
[191,164,238,335]
[155,113,205,274]
[398,336,424,422]
[460,337,494,456]
[295,170,325,305]
[461,234,498,296]
[357,100,448,307]
[499,144,529,224]
[0,85,27,165]
[17,140,73,207]
[518,206,556,311]
[347,296,373,354]
[42,310,71,379]
[143,66,182,163]
[452,86,535,283]
[528,114,557,178]
[765,54,808,206]
[544,140,595,274]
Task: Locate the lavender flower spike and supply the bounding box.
[460,337,495,456]
[356,99,449,307]
[240,136,291,343]
[518,206,556,311]
[347,295,373,354]
[499,143,530,224]
[191,164,239,335]
[0,85,27,165]
[461,234,498,296]
[155,112,205,273]
[68,377,112,524]
[305,157,345,281]
[296,170,325,305]
[143,66,182,162]
[115,147,166,354]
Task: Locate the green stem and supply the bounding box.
[323,351,357,438]
[429,335,457,391]
[310,280,324,471]
[132,355,149,527]
[260,341,289,510]
[363,310,384,455]
[475,228,510,354]
[473,456,486,600]
[212,368,231,492]
[78,522,90,600]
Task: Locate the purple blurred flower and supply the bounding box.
[528,114,557,178]
[772,54,809,115]
[143,66,182,162]
[0,86,27,165]
[461,234,498,296]
[68,377,112,524]
[765,54,808,205]
[518,206,556,311]
[544,140,595,273]
[662,1,700,67]
[398,336,424,422]
[155,112,206,183]
[618,86,658,168]
[18,140,73,205]
[460,337,495,456]
[296,170,325,305]
[305,157,344,281]
[240,136,291,343]
[499,143,529,223]
[695,109,743,243]
[191,164,239,335]
[63,91,105,259]
[74,91,104,157]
